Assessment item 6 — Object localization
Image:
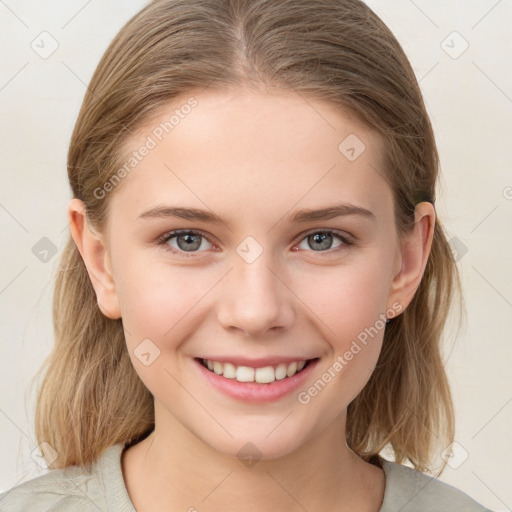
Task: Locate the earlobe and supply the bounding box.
[67,198,121,319]
[386,202,436,314]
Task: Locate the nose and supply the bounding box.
[216,250,295,338]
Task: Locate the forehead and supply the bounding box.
[110,89,392,224]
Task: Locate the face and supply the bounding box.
[85,88,409,460]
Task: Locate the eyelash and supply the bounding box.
[155,229,354,258]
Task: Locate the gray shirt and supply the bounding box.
[0,443,493,511]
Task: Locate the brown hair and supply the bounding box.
[34,0,463,475]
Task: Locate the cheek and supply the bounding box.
[115,264,210,400]
[291,256,389,338]
[115,258,213,346]
[290,260,387,399]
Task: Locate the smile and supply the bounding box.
[193,357,320,403]
[200,358,312,383]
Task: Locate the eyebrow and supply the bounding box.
[137,203,375,224]
[289,204,375,223]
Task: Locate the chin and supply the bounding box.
[195,423,309,463]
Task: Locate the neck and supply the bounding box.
[121,408,385,512]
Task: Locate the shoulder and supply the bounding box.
[0,444,127,512]
[379,458,493,512]
[0,465,105,511]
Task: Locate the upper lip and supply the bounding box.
[196,356,318,368]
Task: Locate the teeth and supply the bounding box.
[202,359,309,383]
[223,362,236,379]
[286,361,297,377]
[275,364,288,380]
[255,366,275,384]
[236,366,254,382]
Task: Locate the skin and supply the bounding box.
[69,88,435,512]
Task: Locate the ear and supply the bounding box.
[67,198,121,319]
[386,201,436,315]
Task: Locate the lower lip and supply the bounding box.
[193,358,319,403]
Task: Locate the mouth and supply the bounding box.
[196,357,319,384]
[193,356,320,403]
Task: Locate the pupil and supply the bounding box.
[178,233,201,251]
[310,233,332,250]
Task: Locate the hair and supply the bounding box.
[33,0,463,475]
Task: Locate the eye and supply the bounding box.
[156,229,214,257]
[295,229,353,253]
[156,228,353,258]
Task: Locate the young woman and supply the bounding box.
[0,0,493,510]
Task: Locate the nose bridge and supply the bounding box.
[217,236,293,336]
[234,247,277,293]
[231,237,282,306]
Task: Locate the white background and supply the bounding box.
[0,1,511,510]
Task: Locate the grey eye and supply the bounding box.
[166,232,212,252]
[298,232,344,252]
